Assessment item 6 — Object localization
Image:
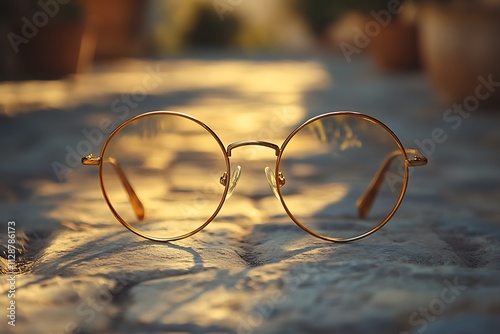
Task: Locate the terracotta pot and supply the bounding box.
[419,2,500,105]
[370,19,419,71]
[0,24,20,81]
[19,20,95,79]
[84,0,147,59]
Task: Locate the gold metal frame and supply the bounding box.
[84,112,231,242]
[276,112,426,242]
[82,111,427,243]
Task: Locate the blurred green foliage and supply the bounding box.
[184,3,241,48]
[151,0,414,52]
[292,0,394,36]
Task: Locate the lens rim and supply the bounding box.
[276,111,409,242]
[99,111,230,242]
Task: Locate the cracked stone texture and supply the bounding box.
[1,55,500,334]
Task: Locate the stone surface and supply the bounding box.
[1,55,500,334]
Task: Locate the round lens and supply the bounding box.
[100,112,229,240]
[277,113,408,241]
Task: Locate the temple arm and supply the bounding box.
[356,149,427,218]
[82,154,145,221]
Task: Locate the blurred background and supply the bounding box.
[1,2,500,332]
[0,0,499,106]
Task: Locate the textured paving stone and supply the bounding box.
[1,55,499,334]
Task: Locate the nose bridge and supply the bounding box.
[226,140,281,157]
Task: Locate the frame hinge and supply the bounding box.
[81,154,101,166]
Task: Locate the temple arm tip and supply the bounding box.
[406,149,428,167]
[356,148,428,218]
[106,157,146,222]
[356,188,375,219]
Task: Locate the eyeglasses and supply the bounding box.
[82,111,427,242]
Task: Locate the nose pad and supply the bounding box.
[264,166,285,200]
[224,165,242,199]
